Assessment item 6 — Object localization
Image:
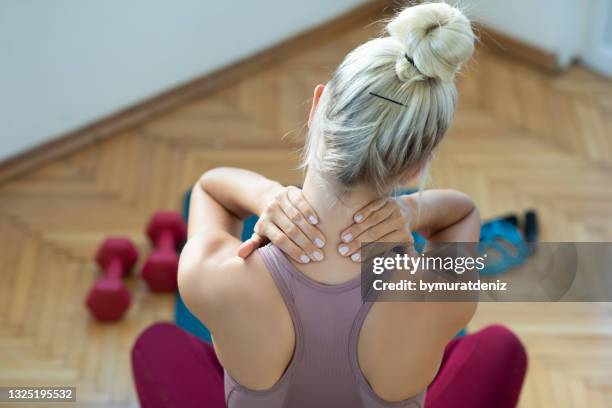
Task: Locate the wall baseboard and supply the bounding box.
[0,2,560,184]
[0,0,393,184]
[476,23,559,72]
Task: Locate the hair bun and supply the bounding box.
[387,2,475,82]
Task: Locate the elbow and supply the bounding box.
[444,189,477,213]
[468,204,480,224]
[460,193,479,225]
[197,169,214,193]
[199,168,216,186]
[198,167,231,190]
[447,189,481,231]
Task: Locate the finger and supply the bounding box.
[337,241,365,262]
[338,217,403,261]
[279,192,325,249]
[255,221,312,264]
[286,186,320,226]
[352,198,389,223]
[362,219,416,262]
[272,209,323,262]
[236,239,257,259]
[360,216,406,244]
[236,234,265,258]
[341,202,397,244]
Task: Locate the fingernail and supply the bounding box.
[351,252,361,262]
[342,233,353,243]
[314,238,325,248]
[300,255,311,264]
[311,251,324,261]
[354,214,363,223]
[309,215,318,225]
[339,245,349,255]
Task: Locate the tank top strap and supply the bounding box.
[257,243,296,304]
[256,243,305,343]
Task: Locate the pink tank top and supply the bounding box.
[224,243,426,408]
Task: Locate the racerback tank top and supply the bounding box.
[224,243,426,408]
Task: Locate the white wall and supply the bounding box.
[581,0,612,76]
[468,0,592,67]
[0,0,366,161]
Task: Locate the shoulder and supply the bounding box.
[178,235,283,333]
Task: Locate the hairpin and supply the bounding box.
[405,53,429,77]
[368,54,422,106]
[369,92,406,107]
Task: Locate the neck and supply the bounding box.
[301,169,381,250]
[292,170,390,284]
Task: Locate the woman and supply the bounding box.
[132,3,527,407]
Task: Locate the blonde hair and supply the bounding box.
[301,2,475,196]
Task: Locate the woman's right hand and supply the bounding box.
[236,186,326,263]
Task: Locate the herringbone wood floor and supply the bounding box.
[1,18,611,408]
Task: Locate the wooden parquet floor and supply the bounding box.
[1,17,611,408]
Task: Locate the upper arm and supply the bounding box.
[178,177,247,328]
[177,229,238,321]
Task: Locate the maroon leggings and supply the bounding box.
[132,323,527,408]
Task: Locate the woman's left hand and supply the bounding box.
[337,197,414,262]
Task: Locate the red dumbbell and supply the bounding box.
[141,211,187,292]
[86,238,138,321]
